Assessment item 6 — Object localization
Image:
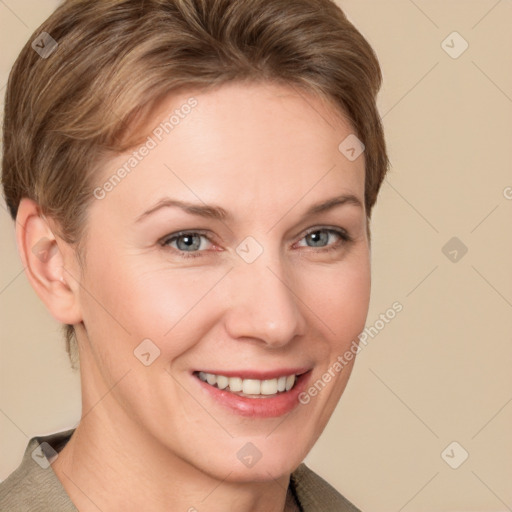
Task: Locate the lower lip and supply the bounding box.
[193,371,312,418]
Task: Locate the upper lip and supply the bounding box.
[194,368,311,380]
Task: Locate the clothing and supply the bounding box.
[0,429,361,511]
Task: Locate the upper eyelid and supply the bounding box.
[300,226,348,237]
[161,230,213,246]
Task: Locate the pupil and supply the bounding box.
[178,234,199,251]
[308,231,327,247]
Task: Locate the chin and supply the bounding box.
[189,438,310,484]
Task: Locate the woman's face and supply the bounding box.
[74,81,370,482]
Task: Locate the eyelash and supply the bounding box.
[160,227,353,260]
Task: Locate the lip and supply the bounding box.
[193,368,311,380]
[192,369,312,418]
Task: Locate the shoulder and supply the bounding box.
[290,463,362,512]
[0,429,77,512]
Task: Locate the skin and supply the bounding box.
[16,81,371,512]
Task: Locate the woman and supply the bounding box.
[0,0,389,510]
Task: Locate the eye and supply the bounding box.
[295,227,352,252]
[160,231,213,258]
[160,227,352,260]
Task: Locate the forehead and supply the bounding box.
[91,81,365,222]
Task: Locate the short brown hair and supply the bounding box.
[1,0,389,371]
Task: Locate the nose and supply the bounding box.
[223,252,306,348]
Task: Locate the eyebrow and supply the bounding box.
[135,193,363,223]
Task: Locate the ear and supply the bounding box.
[15,198,83,326]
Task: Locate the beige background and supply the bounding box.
[1,1,511,511]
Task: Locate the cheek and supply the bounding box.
[126,267,225,327]
[300,254,371,344]
[82,254,226,358]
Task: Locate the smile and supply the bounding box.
[191,368,312,417]
[195,371,298,398]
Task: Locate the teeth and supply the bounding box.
[216,375,229,390]
[229,377,243,392]
[261,378,278,395]
[197,372,298,397]
[242,379,261,395]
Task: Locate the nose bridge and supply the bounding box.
[224,244,305,346]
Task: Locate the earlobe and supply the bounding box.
[15,198,83,326]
